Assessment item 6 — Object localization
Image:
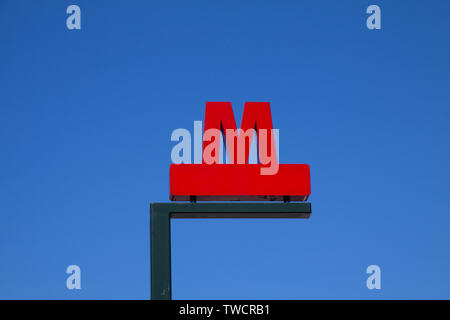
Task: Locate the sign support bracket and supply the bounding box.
[150,202,311,300]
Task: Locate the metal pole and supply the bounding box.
[150,202,311,300]
[150,203,172,300]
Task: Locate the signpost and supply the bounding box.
[150,102,312,300]
[150,202,311,300]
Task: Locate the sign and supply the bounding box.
[170,102,311,201]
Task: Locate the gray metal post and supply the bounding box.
[150,202,311,300]
[150,203,172,300]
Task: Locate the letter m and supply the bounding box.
[203,102,277,164]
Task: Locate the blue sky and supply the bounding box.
[0,0,449,299]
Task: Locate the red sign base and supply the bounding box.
[170,164,311,201]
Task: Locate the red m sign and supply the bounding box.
[202,102,277,175]
[170,102,311,202]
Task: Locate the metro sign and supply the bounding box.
[170,102,311,201]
